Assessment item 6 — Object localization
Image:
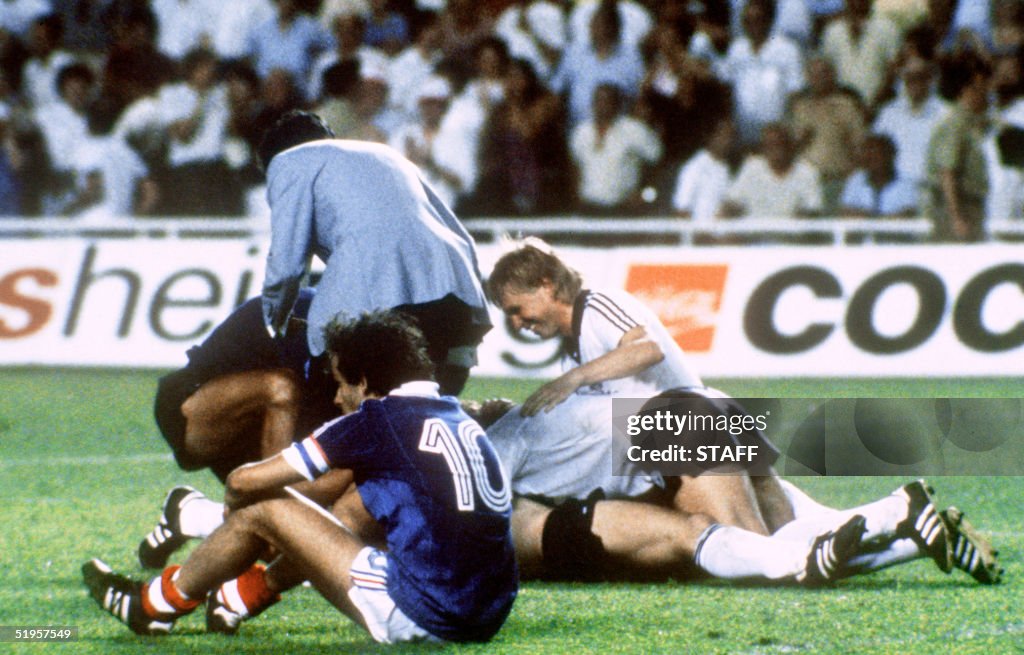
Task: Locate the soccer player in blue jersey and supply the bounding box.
[85,311,518,643]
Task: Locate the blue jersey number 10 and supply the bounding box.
[419,418,511,513]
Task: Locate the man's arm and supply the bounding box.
[521,325,663,416]
[262,157,317,338]
[224,453,306,510]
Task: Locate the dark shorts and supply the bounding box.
[393,295,491,396]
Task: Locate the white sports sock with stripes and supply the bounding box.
[845,538,922,573]
[694,525,806,580]
[773,489,908,544]
[178,497,224,538]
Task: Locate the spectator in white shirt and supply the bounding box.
[568,0,653,50]
[820,0,902,111]
[308,12,388,102]
[494,0,567,83]
[389,76,463,209]
[431,37,512,210]
[552,2,646,126]
[151,0,222,61]
[840,133,919,217]
[717,0,805,148]
[159,50,229,170]
[155,48,242,215]
[246,0,333,100]
[32,62,101,215]
[570,83,663,214]
[873,56,950,189]
[34,62,92,175]
[388,13,444,125]
[21,13,74,109]
[672,119,736,223]
[720,122,823,217]
[213,0,275,61]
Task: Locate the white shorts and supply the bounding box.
[347,547,443,645]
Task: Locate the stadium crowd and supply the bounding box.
[0,0,1022,239]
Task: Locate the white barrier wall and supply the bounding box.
[0,239,267,367]
[2,238,1023,376]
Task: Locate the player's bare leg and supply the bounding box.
[591,500,711,578]
[749,472,796,531]
[588,499,860,583]
[509,497,551,578]
[181,369,302,466]
[205,476,388,633]
[512,496,861,584]
[173,489,371,630]
[671,471,771,535]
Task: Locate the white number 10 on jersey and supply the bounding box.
[419,418,512,513]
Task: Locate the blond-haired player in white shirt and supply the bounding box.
[483,238,999,586]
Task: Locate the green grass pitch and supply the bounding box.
[0,368,1020,654]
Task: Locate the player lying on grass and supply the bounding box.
[84,311,518,643]
[484,238,1001,585]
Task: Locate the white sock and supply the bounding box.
[773,484,909,543]
[846,538,922,573]
[778,480,833,519]
[178,497,225,538]
[772,511,849,544]
[694,525,806,580]
[146,575,177,616]
[849,494,908,541]
[216,578,251,618]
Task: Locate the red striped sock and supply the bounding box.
[218,564,280,617]
[141,565,201,619]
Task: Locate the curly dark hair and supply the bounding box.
[323,311,435,396]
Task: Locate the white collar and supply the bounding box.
[388,381,441,398]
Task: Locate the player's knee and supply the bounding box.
[240,496,291,534]
[225,502,263,532]
[540,493,608,581]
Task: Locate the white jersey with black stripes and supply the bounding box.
[564,288,704,397]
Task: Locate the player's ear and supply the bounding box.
[539,278,559,300]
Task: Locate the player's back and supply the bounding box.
[266,139,488,355]
[310,385,517,642]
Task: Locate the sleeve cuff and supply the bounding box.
[281,437,330,481]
